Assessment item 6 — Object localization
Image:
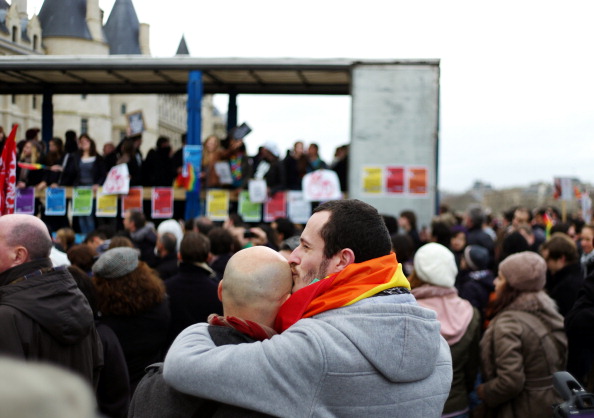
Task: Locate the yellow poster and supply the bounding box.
[362,166,383,194]
[206,189,230,221]
[96,187,118,217]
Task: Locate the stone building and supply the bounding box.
[0,0,224,153]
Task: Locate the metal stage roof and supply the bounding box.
[0,55,439,95]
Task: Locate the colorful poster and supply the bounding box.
[238,190,262,222]
[45,187,66,216]
[362,166,383,194]
[287,191,311,224]
[183,145,202,175]
[206,189,230,221]
[386,166,405,194]
[302,169,341,202]
[72,187,93,216]
[15,187,35,215]
[122,187,143,216]
[152,187,173,219]
[96,187,118,217]
[408,167,428,196]
[264,191,287,222]
[103,163,130,195]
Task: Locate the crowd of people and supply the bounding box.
[0,129,593,417]
[0,127,350,236]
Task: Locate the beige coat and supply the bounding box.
[480,291,567,418]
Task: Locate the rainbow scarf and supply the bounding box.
[208,314,277,341]
[18,162,46,170]
[274,253,409,332]
[173,163,196,191]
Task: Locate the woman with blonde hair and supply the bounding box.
[92,247,170,392]
[477,251,567,417]
[201,134,223,188]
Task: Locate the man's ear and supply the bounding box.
[333,248,355,272]
[217,281,223,302]
[13,246,29,265]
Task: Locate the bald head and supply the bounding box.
[0,215,53,273]
[221,246,292,328]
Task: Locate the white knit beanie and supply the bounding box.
[413,243,458,288]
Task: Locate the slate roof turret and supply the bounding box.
[104,0,141,55]
[38,0,92,39]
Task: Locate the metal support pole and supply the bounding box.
[184,70,203,220]
[41,91,53,146]
[227,91,237,133]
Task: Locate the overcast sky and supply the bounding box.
[28,0,594,192]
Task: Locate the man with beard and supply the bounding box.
[164,199,452,417]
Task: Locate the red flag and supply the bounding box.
[0,124,19,215]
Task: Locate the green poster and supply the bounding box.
[238,190,262,222]
[72,187,93,216]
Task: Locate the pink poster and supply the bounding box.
[264,192,287,222]
[386,166,405,194]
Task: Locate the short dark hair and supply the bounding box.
[274,217,295,239]
[159,232,177,255]
[180,232,210,263]
[208,227,234,255]
[127,209,146,229]
[400,210,418,230]
[314,199,391,263]
[156,136,170,148]
[541,233,579,264]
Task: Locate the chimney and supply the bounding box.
[16,0,28,20]
[139,23,150,55]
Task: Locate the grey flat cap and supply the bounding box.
[92,247,139,279]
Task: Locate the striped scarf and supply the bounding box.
[208,313,277,341]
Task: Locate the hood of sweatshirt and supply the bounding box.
[313,298,449,383]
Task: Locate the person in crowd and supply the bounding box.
[330,144,349,192]
[122,209,157,265]
[306,142,327,172]
[381,214,399,236]
[278,235,300,260]
[271,217,297,248]
[431,219,453,248]
[220,135,252,197]
[0,214,103,388]
[540,232,584,316]
[37,137,65,190]
[108,236,135,249]
[83,230,107,255]
[69,265,130,418]
[477,251,567,417]
[102,141,115,158]
[399,209,422,250]
[390,233,415,277]
[163,231,222,350]
[153,232,179,281]
[16,139,46,190]
[208,227,237,280]
[164,199,452,417]
[253,141,286,197]
[129,245,292,417]
[59,133,107,234]
[54,227,76,253]
[464,205,494,261]
[410,243,481,417]
[499,230,530,264]
[283,140,308,190]
[92,247,170,393]
[579,224,594,278]
[17,127,42,155]
[111,137,143,186]
[67,244,97,275]
[450,224,468,269]
[565,269,594,391]
[194,215,215,235]
[142,136,175,187]
[456,245,495,318]
[201,134,224,188]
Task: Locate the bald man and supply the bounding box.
[0,214,103,388]
[129,246,292,418]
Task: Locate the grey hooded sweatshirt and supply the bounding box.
[0,258,103,387]
[164,294,452,417]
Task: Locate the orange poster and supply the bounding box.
[121,187,143,217]
[408,167,428,195]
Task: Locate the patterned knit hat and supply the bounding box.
[498,251,546,291]
[92,247,139,279]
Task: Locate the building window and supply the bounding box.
[12,26,18,42]
[32,96,37,109]
[81,118,88,134]
[121,104,127,115]
[81,94,87,100]
[11,95,16,105]
[120,130,127,140]
[33,35,38,51]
